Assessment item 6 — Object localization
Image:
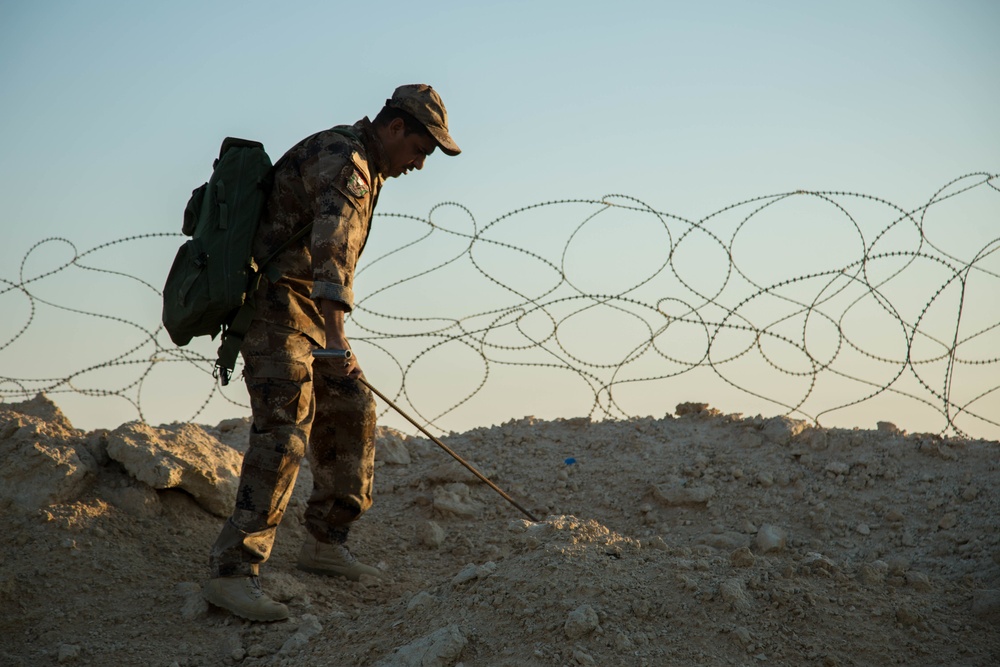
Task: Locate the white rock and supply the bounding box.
[376,426,412,465]
[432,484,483,518]
[416,520,446,548]
[0,399,94,512]
[857,561,888,585]
[298,614,323,638]
[651,482,716,506]
[452,563,479,585]
[760,416,808,444]
[564,604,600,639]
[375,624,467,667]
[718,578,752,611]
[801,552,838,575]
[753,525,787,554]
[452,561,496,585]
[426,460,481,484]
[407,591,436,611]
[280,614,323,655]
[105,421,243,517]
[176,582,208,620]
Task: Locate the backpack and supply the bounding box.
[161,136,278,386]
[162,129,358,385]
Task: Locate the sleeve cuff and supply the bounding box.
[310,281,354,311]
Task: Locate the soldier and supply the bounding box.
[203,84,460,621]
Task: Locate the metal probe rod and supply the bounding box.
[359,376,540,522]
[312,349,539,522]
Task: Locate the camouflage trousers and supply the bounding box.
[209,321,376,577]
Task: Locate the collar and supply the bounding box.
[353,117,389,183]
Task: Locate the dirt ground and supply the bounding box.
[1,397,998,667]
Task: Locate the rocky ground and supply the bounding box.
[0,395,998,667]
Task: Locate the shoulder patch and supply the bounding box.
[346,168,370,198]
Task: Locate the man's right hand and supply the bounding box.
[321,299,362,378]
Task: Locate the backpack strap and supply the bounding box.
[214,126,362,385]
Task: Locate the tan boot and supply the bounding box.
[297,534,381,580]
[202,576,289,622]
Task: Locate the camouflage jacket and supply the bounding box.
[251,118,388,345]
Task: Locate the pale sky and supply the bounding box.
[1,1,998,438]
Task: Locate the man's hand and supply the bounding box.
[321,299,363,379]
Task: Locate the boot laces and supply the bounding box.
[335,544,358,564]
[247,576,266,600]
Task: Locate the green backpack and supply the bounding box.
[161,137,279,385]
[162,130,358,385]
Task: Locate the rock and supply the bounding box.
[176,582,208,621]
[877,421,901,435]
[730,547,756,568]
[375,624,466,667]
[885,509,904,523]
[247,643,269,658]
[407,592,436,612]
[644,536,669,551]
[564,604,600,639]
[416,520,446,548]
[824,461,851,476]
[718,578,752,611]
[801,552,838,576]
[264,571,308,603]
[651,482,715,506]
[960,485,980,501]
[0,401,94,512]
[697,531,746,551]
[280,614,322,656]
[857,561,888,586]
[906,571,933,592]
[938,513,958,530]
[105,421,243,517]
[675,402,720,418]
[753,525,787,554]
[10,394,74,427]
[376,426,412,465]
[452,561,496,585]
[210,417,251,452]
[427,460,481,484]
[57,644,81,663]
[452,563,479,585]
[432,484,483,518]
[760,416,808,444]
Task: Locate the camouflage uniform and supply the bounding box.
[209,118,387,577]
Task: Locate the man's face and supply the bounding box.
[384,119,437,178]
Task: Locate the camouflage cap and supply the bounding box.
[387,84,461,156]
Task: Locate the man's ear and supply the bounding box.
[388,117,406,138]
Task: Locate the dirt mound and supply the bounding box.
[1,395,998,666]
